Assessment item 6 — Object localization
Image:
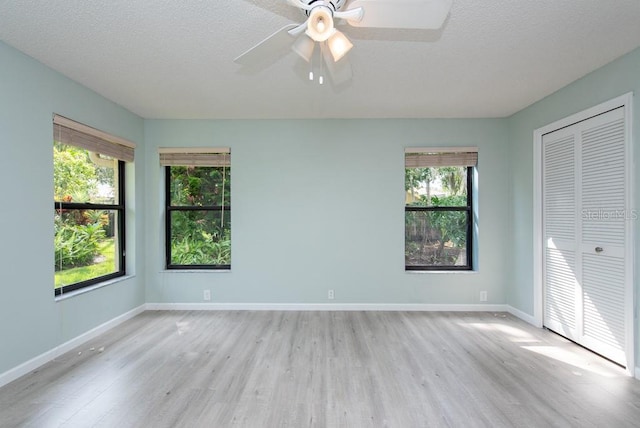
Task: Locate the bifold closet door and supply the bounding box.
[579,108,627,364]
[543,107,628,367]
[543,125,579,343]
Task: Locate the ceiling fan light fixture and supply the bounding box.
[327,31,353,62]
[306,6,335,42]
[292,35,315,62]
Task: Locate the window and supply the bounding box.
[405,148,477,270]
[161,148,231,269]
[53,115,134,295]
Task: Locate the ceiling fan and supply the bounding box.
[234,0,453,85]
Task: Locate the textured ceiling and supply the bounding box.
[1,0,639,119]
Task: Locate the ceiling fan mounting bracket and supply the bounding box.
[302,0,347,16]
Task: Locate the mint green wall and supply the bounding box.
[507,48,640,320]
[0,42,146,375]
[144,119,510,305]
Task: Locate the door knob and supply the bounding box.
[595,247,604,253]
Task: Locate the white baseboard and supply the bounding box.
[0,304,145,389]
[146,302,509,312]
[506,305,539,327]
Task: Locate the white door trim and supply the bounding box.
[533,92,634,374]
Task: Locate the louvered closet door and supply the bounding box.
[579,108,627,364]
[543,126,578,342]
[543,106,629,367]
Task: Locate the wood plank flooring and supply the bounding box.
[1,311,639,427]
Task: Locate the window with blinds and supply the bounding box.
[404,148,477,270]
[53,115,135,295]
[160,148,231,269]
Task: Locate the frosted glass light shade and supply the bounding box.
[292,35,315,62]
[327,31,353,62]
[306,6,335,42]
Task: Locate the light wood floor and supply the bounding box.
[1,311,639,427]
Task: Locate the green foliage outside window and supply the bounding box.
[54,213,106,269]
[170,211,231,265]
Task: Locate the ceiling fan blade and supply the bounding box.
[287,20,308,37]
[346,0,452,30]
[234,24,299,67]
[321,45,352,86]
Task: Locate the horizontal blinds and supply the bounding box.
[405,149,478,168]
[159,148,230,167]
[53,115,135,162]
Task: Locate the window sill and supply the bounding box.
[55,275,135,301]
[160,269,231,274]
[406,270,478,274]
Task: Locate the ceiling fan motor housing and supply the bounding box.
[303,0,347,16]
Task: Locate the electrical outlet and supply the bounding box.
[480,291,488,302]
[203,289,211,301]
[328,289,335,300]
